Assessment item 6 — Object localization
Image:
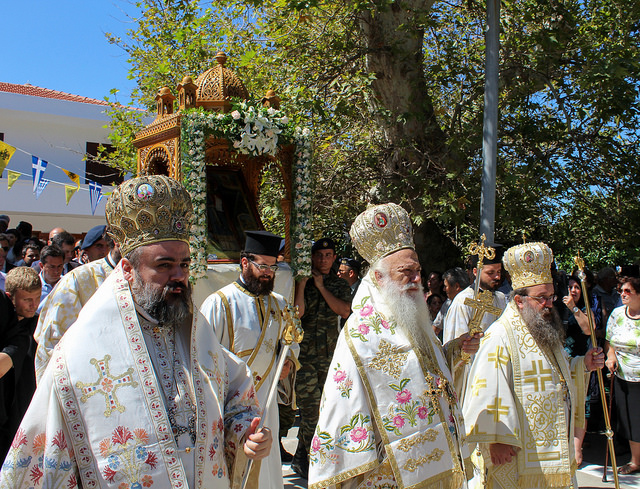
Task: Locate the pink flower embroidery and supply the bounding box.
[333,370,346,383]
[381,319,390,329]
[311,435,321,452]
[360,305,374,317]
[417,406,429,419]
[358,324,370,335]
[350,427,368,443]
[393,415,405,428]
[396,389,412,404]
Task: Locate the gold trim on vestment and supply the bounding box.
[215,290,235,352]
[308,460,379,489]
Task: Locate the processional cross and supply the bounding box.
[464,234,502,335]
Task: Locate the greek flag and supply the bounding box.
[89,180,103,215]
[31,156,48,193]
[35,178,50,199]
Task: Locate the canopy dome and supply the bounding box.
[195,52,249,102]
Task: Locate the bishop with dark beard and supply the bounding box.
[462,242,604,489]
[200,230,299,489]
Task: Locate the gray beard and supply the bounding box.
[520,301,565,352]
[377,278,433,357]
[131,272,193,326]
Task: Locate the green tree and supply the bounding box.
[104,0,640,270]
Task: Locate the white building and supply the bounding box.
[0,82,129,235]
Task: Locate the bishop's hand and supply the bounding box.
[489,442,518,465]
[584,347,605,371]
[243,417,272,460]
[459,332,483,355]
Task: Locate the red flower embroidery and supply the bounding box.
[11,429,28,448]
[145,451,158,469]
[67,474,78,488]
[112,426,133,445]
[52,430,68,450]
[134,429,149,444]
[30,465,44,485]
[103,466,117,483]
[142,474,154,487]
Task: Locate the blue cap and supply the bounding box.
[81,225,106,249]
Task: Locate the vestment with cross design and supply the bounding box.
[200,280,300,489]
[462,301,588,489]
[0,265,260,489]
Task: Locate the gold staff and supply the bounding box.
[461,234,501,362]
[240,305,304,489]
[574,255,619,489]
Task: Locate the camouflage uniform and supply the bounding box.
[296,270,352,452]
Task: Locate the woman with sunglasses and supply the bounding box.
[605,276,640,475]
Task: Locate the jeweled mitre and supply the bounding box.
[503,242,554,289]
[349,203,414,264]
[106,175,193,256]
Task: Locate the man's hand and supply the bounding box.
[243,417,272,460]
[459,332,483,355]
[280,359,294,380]
[584,347,605,372]
[489,443,517,465]
[311,268,325,289]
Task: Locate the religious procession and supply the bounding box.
[1,2,640,489]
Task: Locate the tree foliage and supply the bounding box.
[104,0,640,270]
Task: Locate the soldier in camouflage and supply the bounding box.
[292,237,352,479]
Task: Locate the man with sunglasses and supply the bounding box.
[462,242,605,489]
[200,230,299,489]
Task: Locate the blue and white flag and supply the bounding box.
[89,180,103,215]
[31,156,49,193]
[35,178,49,199]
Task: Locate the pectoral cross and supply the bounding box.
[464,289,502,335]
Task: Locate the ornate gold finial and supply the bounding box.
[282,305,304,345]
[106,175,193,256]
[468,234,495,269]
[215,51,227,66]
[522,231,527,244]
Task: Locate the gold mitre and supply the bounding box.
[349,203,414,264]
[106,175,193,256]
[503,242,554,289]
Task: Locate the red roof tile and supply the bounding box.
[0,82,109,106]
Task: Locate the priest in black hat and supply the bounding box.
[200,230,299,489]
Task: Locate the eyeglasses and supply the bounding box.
[249,260,278,272]
[621,287,636,295]
[526,294,557,305]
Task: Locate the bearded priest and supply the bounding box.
[200,230,299,489]
[462,242,604,489]
[308,203,481,489]
[0,175,271,489]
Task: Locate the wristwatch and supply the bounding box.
[572,306,579,314]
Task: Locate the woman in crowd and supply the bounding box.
[605,276,640,475]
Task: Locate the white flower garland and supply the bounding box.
[181,102,312,282]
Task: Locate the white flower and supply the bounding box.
[231,110,241,120]
[267,107,277,116]
[281,116,289,124]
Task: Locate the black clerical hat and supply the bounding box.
[244,230,282,257]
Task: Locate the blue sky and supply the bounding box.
[2,1,140,106]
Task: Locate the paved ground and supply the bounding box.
[281,428,639,488]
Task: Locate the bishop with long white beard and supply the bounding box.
[462,242,604,489]
[309,203,481,489]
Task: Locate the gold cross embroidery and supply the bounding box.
[524,360,553,392]
[487,397,509,423]
[76,355,139,417]
[368,340,409,379]
[488,345,509,368]
[471,376,487,396]
[468,423,488,436]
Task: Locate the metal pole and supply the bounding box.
[479,0,500,244]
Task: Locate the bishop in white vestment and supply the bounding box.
[462,242,604,489]
[0,175,272,489]
[310,203,481,489]
[200,230,299,489]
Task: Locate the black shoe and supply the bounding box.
[280,442,294,463]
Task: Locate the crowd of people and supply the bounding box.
[0,179,638,488]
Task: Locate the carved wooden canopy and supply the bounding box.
[132,52,293,260]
